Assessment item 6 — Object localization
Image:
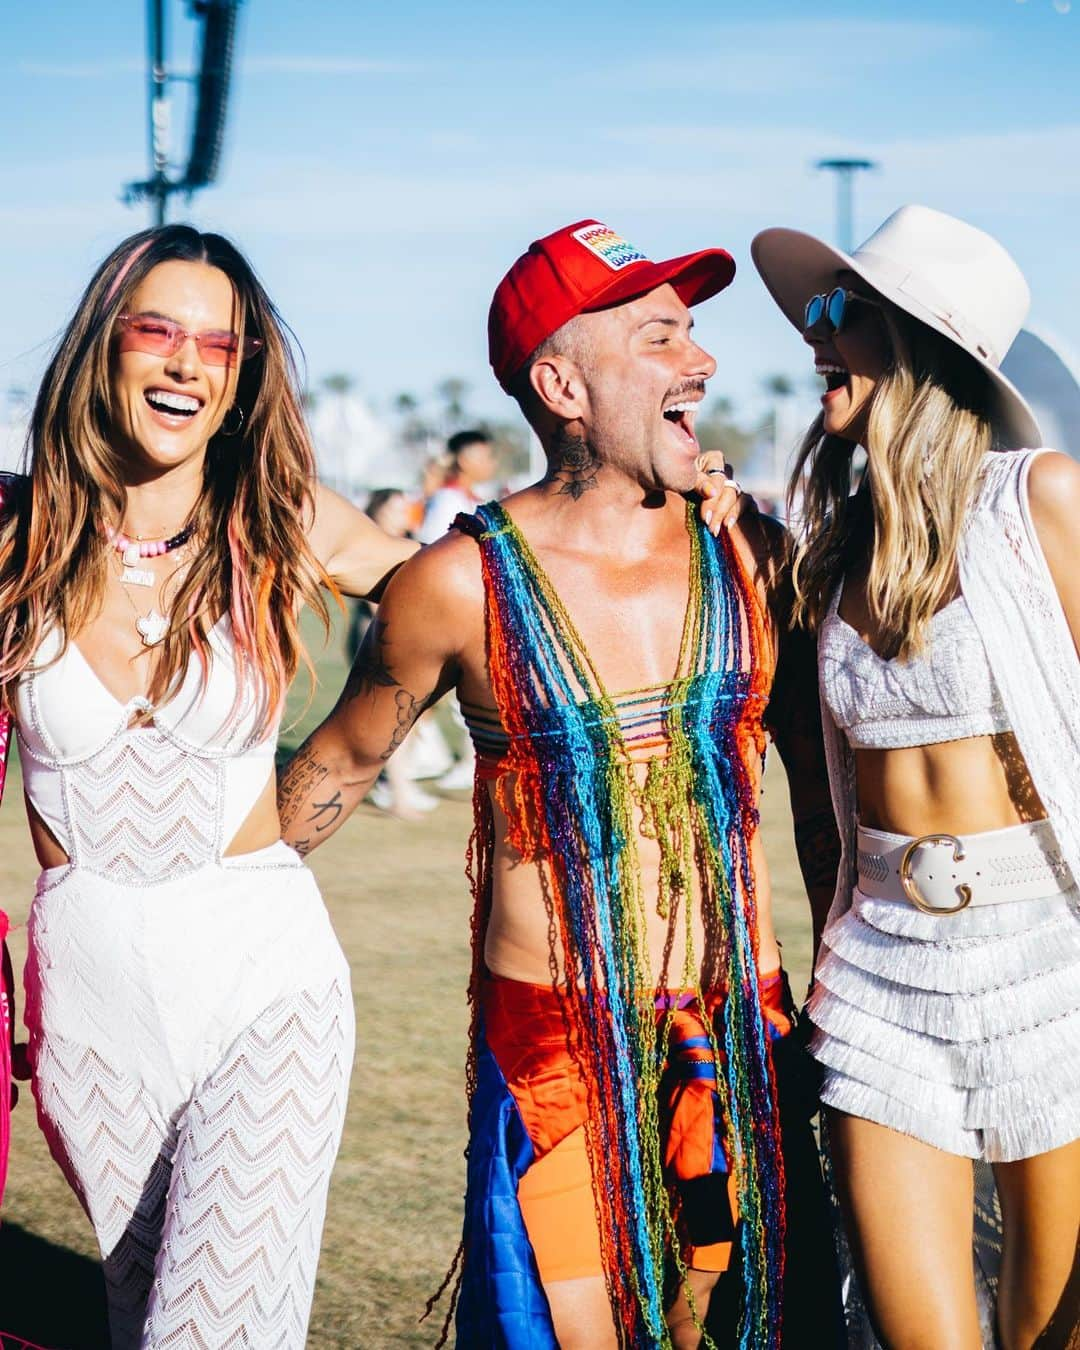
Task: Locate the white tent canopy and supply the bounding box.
[1001,327,1080,460]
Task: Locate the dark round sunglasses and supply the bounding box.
[803,287,880,336]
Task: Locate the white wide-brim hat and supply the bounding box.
[751,204,1042,450]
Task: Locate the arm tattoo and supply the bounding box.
[545,429,600,500]
[308,788,344,831]
[277,741,329,830]
[347,613,438,760]
[382,687,428,760]
[793,806,842,893]
[341,617,397,703]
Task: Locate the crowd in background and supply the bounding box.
[348,428,503,818]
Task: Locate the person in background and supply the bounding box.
[347,487,439,819]
[406,452,450,536]
[345,487,416,660]
[416,429,498,544]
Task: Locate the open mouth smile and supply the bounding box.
[662,399,701,449]
[144,387,203,424]
[816,362,851,404]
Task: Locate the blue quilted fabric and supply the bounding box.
[455,1018,558,1347]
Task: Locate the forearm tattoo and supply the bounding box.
[793,806,842,894]
[277,741,329,831]
[546,429,600,500]
[308,788,344,831]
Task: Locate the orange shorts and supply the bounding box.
[483,972,791,1286]
[516,1122,740,1282]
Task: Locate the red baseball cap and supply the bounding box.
[488,219,736,392]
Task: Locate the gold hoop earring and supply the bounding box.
[220,405,245,437]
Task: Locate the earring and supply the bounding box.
[220,405,245,437]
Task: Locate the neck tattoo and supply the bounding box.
[547,430,600,500]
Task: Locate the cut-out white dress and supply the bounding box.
[16,617,353,1348]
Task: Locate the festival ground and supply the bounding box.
[0,609,814,1348]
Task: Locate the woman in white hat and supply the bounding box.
[752,205,1080,1349]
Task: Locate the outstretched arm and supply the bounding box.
[307,482,419,601]
[277,543,465,854]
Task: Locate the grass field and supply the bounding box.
[0,610,814,1348]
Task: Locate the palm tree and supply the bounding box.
[762,373,798,487]
[322,373,355,397]
[435,377,469,431]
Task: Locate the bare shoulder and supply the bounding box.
[1026,450,1080,545]
[382,521,485,621]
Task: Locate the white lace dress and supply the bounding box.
[16,618,353,1349]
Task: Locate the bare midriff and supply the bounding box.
[854,730,1045,837]
[481,756,780,991]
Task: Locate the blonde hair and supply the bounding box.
[0,225,333,733]
[787,304,996,660]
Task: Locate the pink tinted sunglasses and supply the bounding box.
[115,313,264,366]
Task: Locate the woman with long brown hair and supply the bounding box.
[752,206,1080,1349]
[0,224,413,1345]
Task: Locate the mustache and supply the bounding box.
[663,379,706,402]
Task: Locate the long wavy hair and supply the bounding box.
[787,301,996,660]
[0,224,332,734]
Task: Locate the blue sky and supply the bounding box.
[2,0,1078,431]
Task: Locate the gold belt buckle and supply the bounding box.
[899,833,973,916]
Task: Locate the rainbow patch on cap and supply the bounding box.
[572,223,648,271]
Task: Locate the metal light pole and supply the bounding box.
[815,158,877,252]
[147,0,169,225]
[124,0,244,223]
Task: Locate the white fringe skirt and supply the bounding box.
[807,821,1080,1161]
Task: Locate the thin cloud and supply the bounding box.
[17,54,422,79]
[242,55,424,75]
[603,18,988,92]
[19,59,142,78]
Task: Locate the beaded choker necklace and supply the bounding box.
[109,522,196,566]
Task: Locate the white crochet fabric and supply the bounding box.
[25,845,354,1348]
[819,592,1010,749]
[15,619,277,885]
[819,448,1080,929]
[811,448,1080,1343]
[810,448,1080,1162]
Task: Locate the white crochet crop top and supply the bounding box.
[819,586,1011,750]
[16,616,279,885]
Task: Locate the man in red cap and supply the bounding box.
[278,220,841,1347]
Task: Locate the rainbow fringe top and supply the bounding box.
[456,500,785,1349]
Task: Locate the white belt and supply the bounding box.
[856,820,1073,915]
